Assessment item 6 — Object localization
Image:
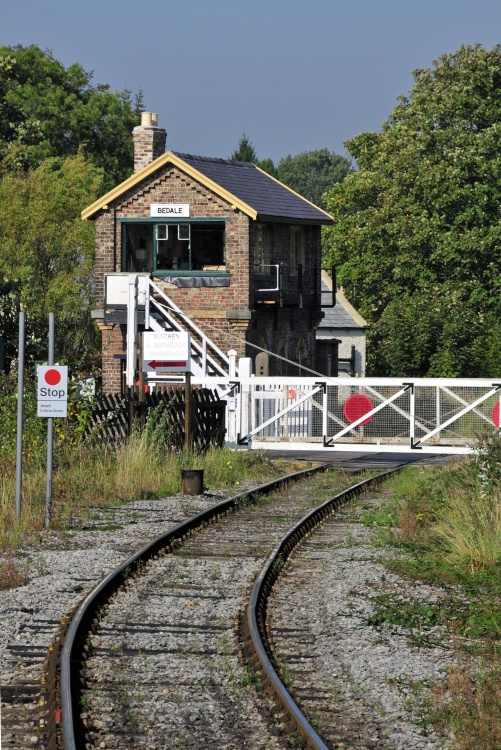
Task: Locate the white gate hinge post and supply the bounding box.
[239,358,252,444]
[126,274,139,389]
[322,380,328,444]
[144,276,151,330]
[227,349,238,443]
[404,382,416,447]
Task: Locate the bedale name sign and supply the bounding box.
[37,365,68,417]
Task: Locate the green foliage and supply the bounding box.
[277,148,351,207]
[365,453,501,641]
[229,135,278,176]
[366,592,501,643]
[0,45,140,187]
[255,157,278,177]
[0,152,103,370]
[366,456,501,746]
[433,654,501,750]
[323,44,501,376]
[229,137,351,204]
[370,455,501,574]
[0,372,99,470]
[0,373,46,469]
[0,45,140,372]
[230,133,257,162]
[142,401,175,449]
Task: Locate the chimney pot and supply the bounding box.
[141,112,159,127]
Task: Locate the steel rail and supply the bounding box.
[244,467,401,749]
[58,462,331,750]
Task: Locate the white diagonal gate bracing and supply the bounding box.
[192,376,501,454]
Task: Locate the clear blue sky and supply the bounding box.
[3,0,501,164]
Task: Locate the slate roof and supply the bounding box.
[318,278,367,330]
[175,153,333,224]
[82,151,333,223]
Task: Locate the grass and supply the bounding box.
[0,372,311,553]
[432,652,501,750]
[362,434,501,750]
[0,432,309,554]
[0,556,30,590]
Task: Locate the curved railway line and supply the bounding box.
[2,458,451,750]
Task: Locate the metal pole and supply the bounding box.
[45,313,55,527]
[409,383,416,447]
[184,372,192,451]
[138,332,146,429]
[15,312,25,518]
[126,275,139,388]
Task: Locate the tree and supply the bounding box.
[255,157,278,178]
[0,153,104,371]
[0,45,141,187]
[322,44,501,376]
[277,149,351,207]
[230,133,258,162]
[229,134,278,176]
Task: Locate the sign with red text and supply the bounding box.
[37,365,68,417]
[142,331,191,373]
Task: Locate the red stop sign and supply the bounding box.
[492,402,500,428]
[343,394,374,425]
[44,369,62,386]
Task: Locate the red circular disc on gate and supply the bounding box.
[492,402,500,427]
[343,394,374,425]
[44,369,62,386]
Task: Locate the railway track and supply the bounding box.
[45,464,403,750]
[0,490,224,749]
[61,464,354,749]
[3,460,449,750]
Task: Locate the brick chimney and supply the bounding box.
[133,112,167,172]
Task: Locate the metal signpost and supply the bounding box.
[37,329,68,526]
[15,312,25,518]
[15,313,68,525]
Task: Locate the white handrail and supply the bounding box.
[147,279,230,374]
[148,297,227,376]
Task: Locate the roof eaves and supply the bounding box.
[336,292,368,327]
[81,151,258,221]
[256,214,331,225]
[321,271,367,328]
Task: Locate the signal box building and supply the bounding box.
[83,114,334,393]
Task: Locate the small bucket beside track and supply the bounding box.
[181,469,204,495]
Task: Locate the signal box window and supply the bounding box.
[123,222,225,273]
[254,224,270,273]
[156,223,191,270]
[290,226,305,275]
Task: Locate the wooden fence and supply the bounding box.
[82,387,226,451]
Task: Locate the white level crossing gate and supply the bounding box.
[117,275,500,455]
[192,377,501,454]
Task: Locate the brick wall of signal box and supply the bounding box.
[93,164,252,391]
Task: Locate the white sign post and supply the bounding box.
[142,331,191,374]
[37,365,68,417]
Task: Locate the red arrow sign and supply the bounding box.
[147,360,188,369]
